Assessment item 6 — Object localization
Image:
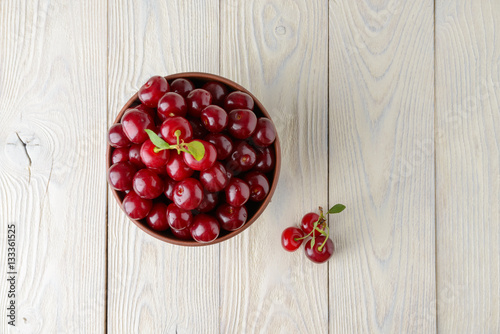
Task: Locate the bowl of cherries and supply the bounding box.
[107,73,280,246]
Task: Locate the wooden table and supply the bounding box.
[1,0,498,333]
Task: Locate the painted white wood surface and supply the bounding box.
[436,0,500,332]
[1,0,499,333]
[0,0,107,333]
[328,1,436,332]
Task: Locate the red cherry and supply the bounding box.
[304,236,334,263]
[128,144,146,168]
[173,178,203,210]
[301,212,322,237]
[122,191,153,220]
[108,124,131,148]
[146,202,169,231]
[227,109,258,139]
[122,109,155,144]
[202,81,229,106]
[163,177,178,200]
[132,169,164,199]
[226,141,256,174]
[204,133,233,161]
[166,151,194,181]
[225,178,250,207]
[251,117,276,147]
[138,75,169,108]
[190,214,220,243]
[224,91,254,111]
[216,204,247,231]
[244,172,270,202]
[186,89,212,117]
[108,162,137,191]
[157,92,187,120]
[134,104,157,121]
[281,227,305,252]
[200,105,228,133]
[188,116,209,138]
[140,139,170,169]
[199,161,229,192]
[160,116,193,145]
[166,203,193,230]
[111,147,130,164]
[254,146,276,173]
[170,78,195,98]
[197,191,219,213]
[171,226,193,240]
[182,140,217,171]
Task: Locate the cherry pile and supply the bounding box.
[107,75,277,244]
[281,204,345,263]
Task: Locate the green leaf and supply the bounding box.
[145,129,170,150]
[327,204,346,214]
[186,140,205,161]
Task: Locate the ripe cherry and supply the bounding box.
[225,178,250,207]
[190,214,220,243]
[160,116,194,145]
[166,203,193,230]
[171,226,193,240]
[163,177,178,200]
[186,89,212,117]
[170,78,195,98]
[132,169,164,199]
[138,76,169,108]
[200,105,228,133]
[188,116,209,138]
[227,109,257,139]
[254,146,276,173]
[122,109,155,144]
[122,190,153,220]
[202,81,228,106]
[204,133,233,160]
[244,172,270,202]
[182,140,217,171]
[166,151,194,181]
[251,117,276,147]
[157,92,187,120]
[281,227,305,252]
[216,204,247,231]
[146,202,169,231]
[226,141,257,174]
[173,178,204,210]
[197,191,219,213]
[111,147,130,164]
[129,144,146,168]
[134,104,157,121]
[224,91,254,111]
[140,139,170,169]
[200,162,229,192]
[108,162,137,191]
[108,124,131,148]
[301,212,323,237]
[304,236,334,263]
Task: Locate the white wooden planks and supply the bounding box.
[328,1,436,332]
[219,0,329,332]
[436,0,500,332]
[0,0,107,332]
[107,1,220,333]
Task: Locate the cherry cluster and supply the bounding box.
[107,76,277,243]
[281,204,346,263]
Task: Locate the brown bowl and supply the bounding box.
[107,72,281,246]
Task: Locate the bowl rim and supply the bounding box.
[107,72,281,246]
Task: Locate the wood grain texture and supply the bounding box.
[107,1,220,333]
[0,0,107,332]
[328,0,436,332]
[219,0,329,332]
[436,0,500,332]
